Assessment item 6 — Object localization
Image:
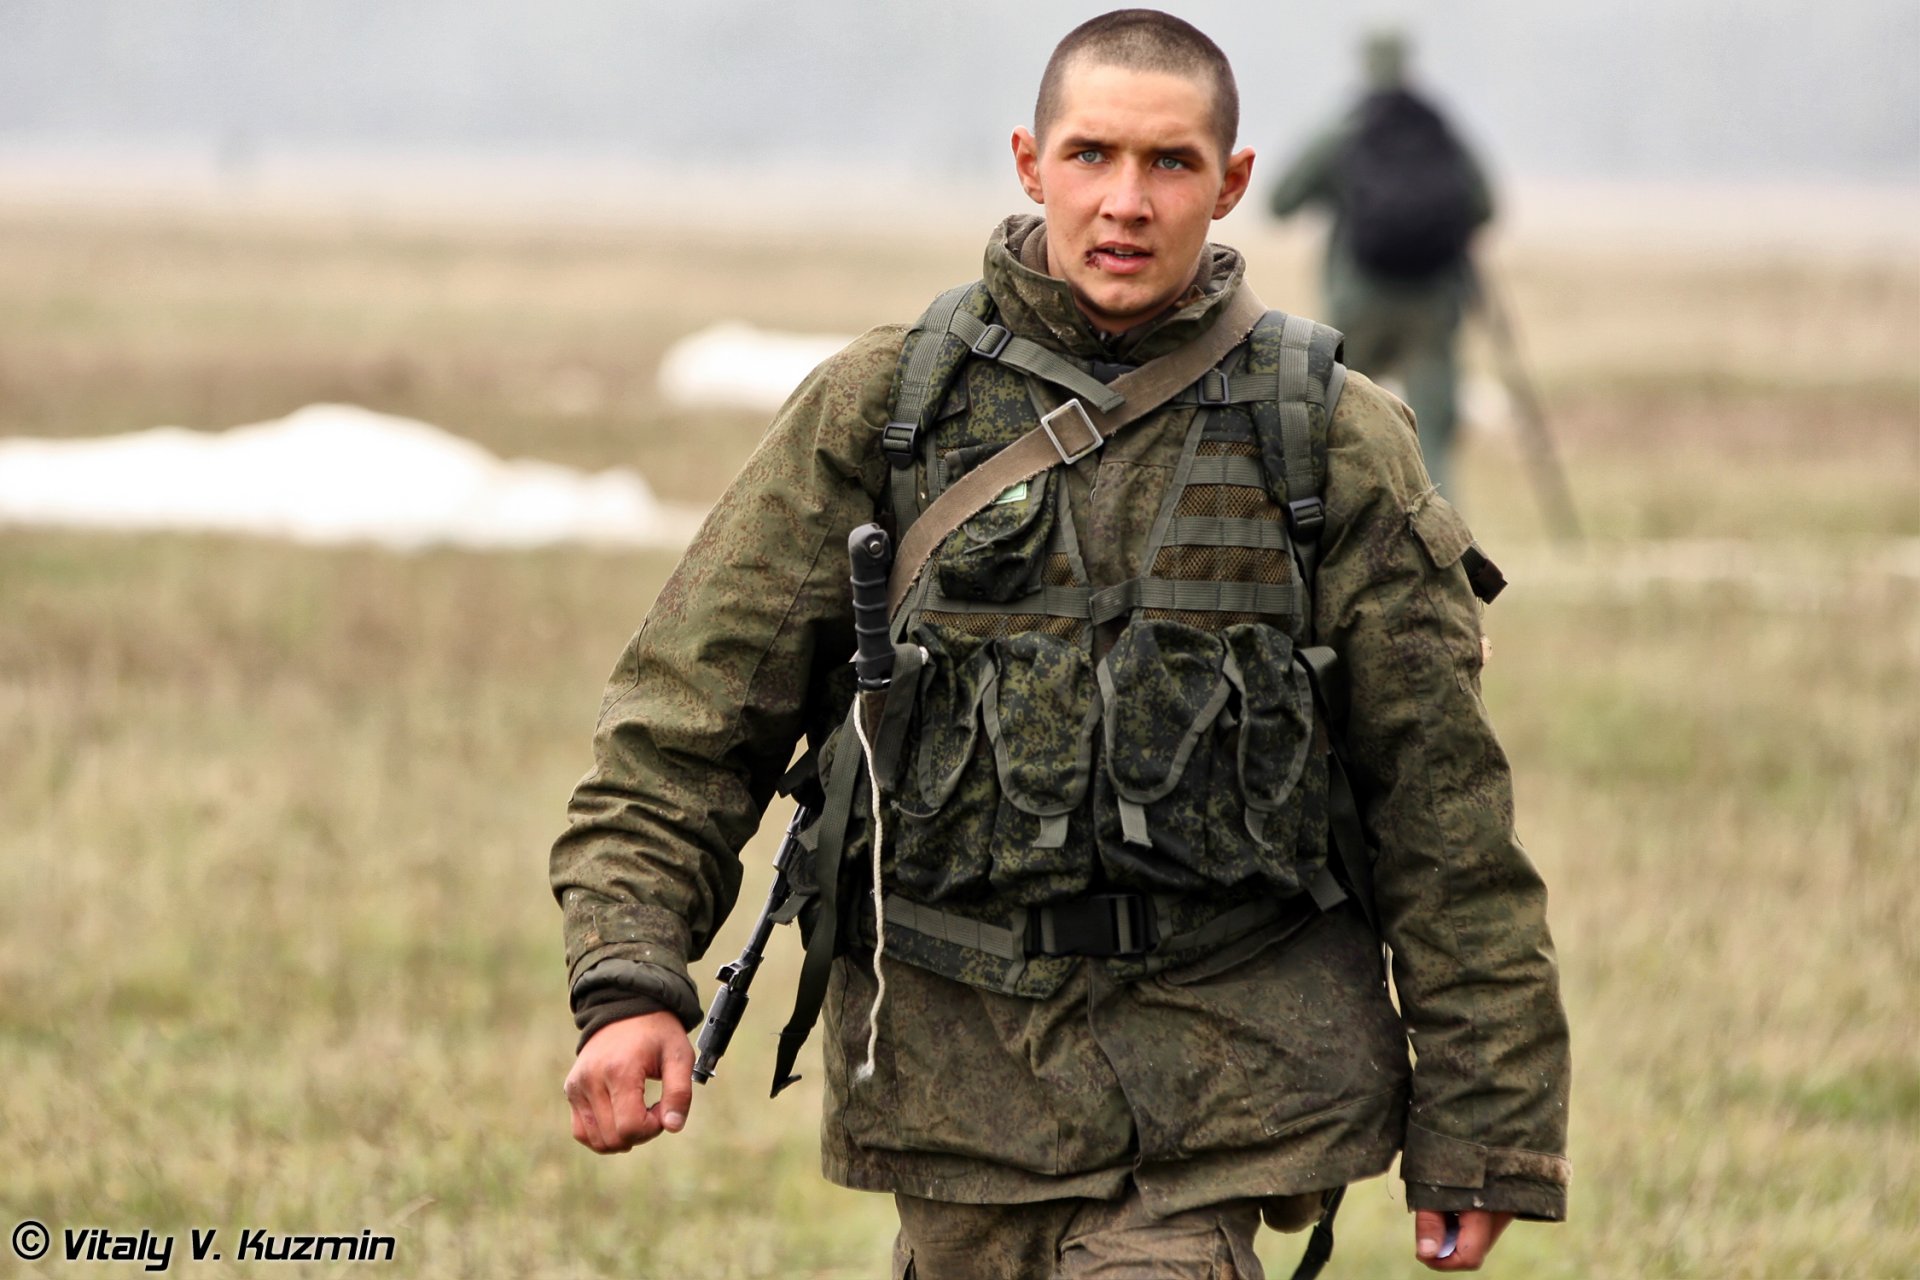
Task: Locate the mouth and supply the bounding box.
[1087,243,1153,275]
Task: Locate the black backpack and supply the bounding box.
[1336,90,1480,280]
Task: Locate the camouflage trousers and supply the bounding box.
[891,1186,1323,1279]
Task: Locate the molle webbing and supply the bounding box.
[921,577,1304,628]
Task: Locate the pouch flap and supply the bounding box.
[1408,491,1474,570]
[982,632,1099,817]
[1099,620,1231,805]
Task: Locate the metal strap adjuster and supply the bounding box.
[880,420,919,467]
[1197,369,1230,405]
[1039,398,1104,465]
[970,323,1013,360]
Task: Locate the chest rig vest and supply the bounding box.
[805,279,1371,1002]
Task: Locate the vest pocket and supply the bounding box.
[889,624,1098,906]
[932,454,1058,603]
[1095,619,1316,894]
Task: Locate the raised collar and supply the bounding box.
[980,214,1247,363]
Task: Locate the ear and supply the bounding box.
[1212,146,1256,219]
[1012,127,1046,206]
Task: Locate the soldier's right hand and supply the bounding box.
[564,1010,694,1153]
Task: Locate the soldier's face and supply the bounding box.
[1013,61,1254,335]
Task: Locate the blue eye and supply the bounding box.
[1155,155,1187,170]
[1076,149,1103,164]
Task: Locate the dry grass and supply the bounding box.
[0,201,1915,1278]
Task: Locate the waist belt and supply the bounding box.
[880,880,1335,964]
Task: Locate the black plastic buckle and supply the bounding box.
[880,420,919,467]
[1197,369,1230,405]
[1027,893,1158,957]
[971,323,1013,360]
[1287,496,1327,542]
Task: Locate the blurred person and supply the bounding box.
[1267,30,1493,498]
[553,10,1567,1277]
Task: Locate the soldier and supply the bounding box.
[554,10,1568,1277]
[1267,30,1494,499]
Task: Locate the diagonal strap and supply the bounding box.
[887,286,1269,616]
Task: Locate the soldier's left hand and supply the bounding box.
[1414,1209,1514,1271]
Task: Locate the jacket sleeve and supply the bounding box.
[549,324,906,1029]
[1267,120,1346,220]
[1314,373,1572,1221]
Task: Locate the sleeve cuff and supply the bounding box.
[1401,1123,1570,1221]
[569,956,703,1037]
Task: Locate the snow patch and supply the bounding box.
[0,404,704,550]
[658,322,855,412]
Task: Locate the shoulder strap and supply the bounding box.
[883,283,979,535]
[887,285,1269,616]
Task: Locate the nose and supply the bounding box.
[1099,158,1151,225]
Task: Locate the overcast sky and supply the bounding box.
[1,0,1915,186]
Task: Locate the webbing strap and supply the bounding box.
[1278,313,1318,501]
[1184,454,1268,488]
[1289,1187,1346,1280]
[879,891,1308,964]
[887,287,1270,616]
[888,284,978,535]
[1088,576,1301,626]
[892,284,974,430]
[1164,516,1290,550]
[949,311,1126,413]
[771,697,870,1095]
[885,894,1023,961]
[921,584,1093,619]
[1170,373,1282,405]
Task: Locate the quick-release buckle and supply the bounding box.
[1197,368,1230,405]
[970,322,1013,360]
[880,420,919,467]
[1039,398,1104,465]
[1027,893,1158,957]
[1287,496,1327,542]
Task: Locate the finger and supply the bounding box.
[653,1035,695,1134]
[609,1066,664,1148]
[583,1070,623,1154]
[1434,1211,1495,1272]
[1413,1210,1449,1265]
[563,1071,601,1151]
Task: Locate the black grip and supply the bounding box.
[848,523,894,690]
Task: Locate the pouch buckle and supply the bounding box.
[1287,496,1327,542]
[1039,398,1104,465]
[880,420,919,467]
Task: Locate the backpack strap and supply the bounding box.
[883,283,978,537]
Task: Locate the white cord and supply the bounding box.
[852,696,888,1084]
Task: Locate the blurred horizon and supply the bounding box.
[3,1,1915,195]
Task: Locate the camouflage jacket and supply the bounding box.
[552,215,1570,1220]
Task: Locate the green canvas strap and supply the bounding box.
[885,283,978,538]
[888,286,1271,616]
[877,890,1310,964]
[946,310,1127,413]
[771,696,871,1095]
[921,575,1300,626]
[1299,644,1377,934]
[1088,576,1302,626]
[1183,454,1269,488]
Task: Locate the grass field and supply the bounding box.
[0,199,1915,1279]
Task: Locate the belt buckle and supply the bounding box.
[1040,399,1104,466]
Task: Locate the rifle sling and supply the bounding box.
[886,286,1269,617]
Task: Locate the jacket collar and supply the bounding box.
[981,214,1247,363]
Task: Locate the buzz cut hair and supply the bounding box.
[1034,9,1240,161]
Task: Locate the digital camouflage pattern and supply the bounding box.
[552,214,1570,1220]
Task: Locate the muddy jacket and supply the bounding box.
[552,215,1570,1220]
